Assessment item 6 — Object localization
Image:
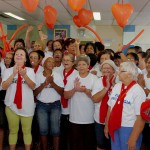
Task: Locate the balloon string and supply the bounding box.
[122,29,144,50]
[84,25,103,44]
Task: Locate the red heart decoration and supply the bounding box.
[112,3,133,28]
[44,5,57,27]
[73,15,84,27]
[68,0,86,11]
[21,0,39,13]
[78,8,93,26]
[45,21,54,29]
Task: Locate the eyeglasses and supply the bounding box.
[62,60,73,63]
[127,58,135,61]
[119,70,127,73]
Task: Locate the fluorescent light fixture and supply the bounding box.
[4,12,25,20]
[93,12,101,20]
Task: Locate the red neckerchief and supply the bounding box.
[14,66,25,109]
[108,80,136,141]
[88,66,93,70]
[61,68,74,108]
[99,76,113,123]
[34,65,39,73]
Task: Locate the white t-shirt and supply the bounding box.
[44,51,53,57]
[34,65,44,74]
[65,72,98,124]
[92,77,113,124]
[35,71,64,103]
[144,74,150,98]
[53,63,64,74]
[108,82,146,127]
[60,69,78,115]
[2,67,36,117]
[90,63,102,78]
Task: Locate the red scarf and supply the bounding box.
[99,76,113,123]
[108,80,136,141]
[34,65,39,73]
[61,68,74,108]
[14,66,25,109]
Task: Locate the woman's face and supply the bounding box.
[34,42,42,51]
[53,50,63,62]
[100,54,110,64]
[66,43,76,55]
[47,41,53,52]
[53,41,62,50]
[80,45,85,55]
[62,55,74,70]
[14,49,26,65]
[77,61,89,74]
[146,58,150,72]
[14,42,24,50]
[126,55,137,65]
[44,57,55,70]
[101,64,115,77]
[118,65,128,82]
[29,52,40,68]
[4,53,13,67]
[86,45,94,54]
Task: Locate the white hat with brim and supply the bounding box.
[100,60,117,71]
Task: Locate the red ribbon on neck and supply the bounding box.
[14,66,25,109]
[34,65,39,73]
[99,76,113,123]
[108,80,136,141]
[61,68,74,108]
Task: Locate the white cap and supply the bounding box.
[100,60,117,71]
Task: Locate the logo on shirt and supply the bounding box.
[111,94,131,105]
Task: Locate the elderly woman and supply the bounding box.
[2,48,35,150]
[104,62,146,150]
[34,56,64,150]
[92,60,117,150]
[64,55,98,150]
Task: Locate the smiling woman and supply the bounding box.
[1,48,36,150]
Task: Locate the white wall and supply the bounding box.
[70,25,123,51]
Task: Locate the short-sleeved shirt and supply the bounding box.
[2,67,36,117]
[108,82,146,127]
[65,72,98,124]
[35,71,64,103]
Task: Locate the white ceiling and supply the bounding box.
[0,0,150,26]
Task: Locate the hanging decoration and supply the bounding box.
[112,2,133,28]
[0,22,28,57]
[44,5,57,29]
[21,0,39,13]
[68,0,86,11]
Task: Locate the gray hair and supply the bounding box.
[120,62,138,80]
[75,55,90,65]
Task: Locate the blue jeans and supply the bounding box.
[36,100,61,136]
[111,127,142,150]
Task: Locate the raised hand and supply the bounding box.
[27,26,34,33]
[19,67,26,77]
[13,64,19,76]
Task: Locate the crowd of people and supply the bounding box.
[0,24,150,150]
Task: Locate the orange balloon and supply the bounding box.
[78,8,93,26]
[73,15,84,28]
[46,21,54,29]
[44,5,57,27]
[112,3,133,28]
[68,0,86,11]
[21,0,39,13]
